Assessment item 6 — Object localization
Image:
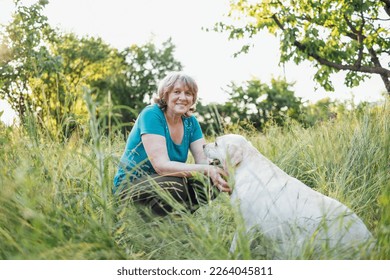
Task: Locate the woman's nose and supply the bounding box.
[178,92,186,99]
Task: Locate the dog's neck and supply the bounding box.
[238,145,263,165]
[230,146,272,192]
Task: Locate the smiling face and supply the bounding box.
[165,80,194,116]
[155,72,198,117]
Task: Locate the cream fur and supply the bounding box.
[204,134,374,258]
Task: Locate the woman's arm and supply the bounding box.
[142,134,230,192]
[190,138,208,164]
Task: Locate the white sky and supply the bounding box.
[0,0,387,125]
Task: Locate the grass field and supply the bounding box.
[0,101,389,259]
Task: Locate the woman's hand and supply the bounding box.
[208,166,231,193]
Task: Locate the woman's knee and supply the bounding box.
[187,177,220,204]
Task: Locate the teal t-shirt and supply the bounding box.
[113,104,203,193]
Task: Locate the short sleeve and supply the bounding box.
[138,105,165,136]
[189,116,203,143]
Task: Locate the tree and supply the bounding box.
[0,1,182,137]
[194,101,227,136]
[0,0,117,135]
[96,38,182,134]
[48,33,119,133]
[301,98,340,126]
[228,77,302,130]
[197,77,303,133]
[215,0,390,95]
[0,0,58,122]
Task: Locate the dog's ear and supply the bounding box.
[226,143,243,167]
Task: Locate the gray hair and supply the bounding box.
[153,72,198,116]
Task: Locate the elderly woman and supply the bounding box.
[113,72,229,215]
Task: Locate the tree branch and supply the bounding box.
[271,14,390,77]
[380,0,390,17]
[343,14,364,67]
[367,46,390,93]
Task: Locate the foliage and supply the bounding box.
[0,0,116,135]
[1,0,368,140]
[222,77,302,131]
[97,39,182,135]
[196,77,350,135]
[300,97,344,126]
[215,0,390,94]
[0,1,182,138]
[48,33,117,131]
[0,96,388,259]
[196,77,302,134]
[0,0,57,121]
[194,101,227,136]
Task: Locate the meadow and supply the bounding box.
[0,101,389,260]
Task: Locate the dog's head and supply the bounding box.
[203,134,250,170]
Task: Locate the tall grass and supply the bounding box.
[0,99,388,259]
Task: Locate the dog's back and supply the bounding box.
[203,134,374,258]
[228,136,374,258]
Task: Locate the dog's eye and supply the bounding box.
[215,142,218,147]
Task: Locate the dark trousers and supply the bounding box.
[121,174,218,216]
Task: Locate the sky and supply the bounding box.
[0,0,387,125]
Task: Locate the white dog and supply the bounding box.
[203,134,374,259]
